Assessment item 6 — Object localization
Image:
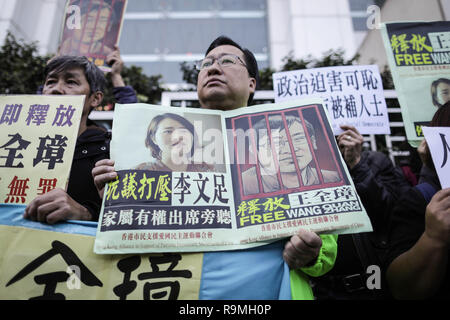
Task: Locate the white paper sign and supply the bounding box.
[422,126,450,189]
[273,65,391,135]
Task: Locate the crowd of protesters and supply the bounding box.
[16,35,450,300]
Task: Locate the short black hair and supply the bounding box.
[44,55,106,94]
[205,36,260,106]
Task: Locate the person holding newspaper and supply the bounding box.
[92,36,337,300]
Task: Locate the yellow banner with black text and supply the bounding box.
[0,225,202,300]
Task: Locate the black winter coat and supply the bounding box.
[66,126,110,221]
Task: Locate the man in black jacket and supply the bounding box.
[93,35,329,278]
[24,53,136,224]
[312,124,411,299]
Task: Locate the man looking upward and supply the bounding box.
[93,36,336,299]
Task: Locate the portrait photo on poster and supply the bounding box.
[431,77,450,109]
[59,0,127,70]
[227,104,348,201]
[110,107,226,174]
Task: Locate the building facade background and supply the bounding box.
[6,0,445,86]
[1,0,449,165]
[357,0,449,69]
[0,0,66,55]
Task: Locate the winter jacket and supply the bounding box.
[312,151,411,299]
[113,86,138,104]
[67,127,110,221]
[68,85,137,220]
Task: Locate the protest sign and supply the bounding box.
[0,204,290,300]
[381,21,450,147]
[0,95,84,205]
[0,218,202,299]
[94,99,372,254]
[422,126,450,189]
[273,65,390,135]
[59,0,128,72]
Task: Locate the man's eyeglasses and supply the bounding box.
[195,54,247,71]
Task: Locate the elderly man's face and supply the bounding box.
[258,120,315,174]
[43,67,93,116]
[197,45,256,111]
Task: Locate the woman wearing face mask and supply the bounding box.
[136,113,213,172]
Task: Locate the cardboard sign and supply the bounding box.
[0,95,84,205]
[381,21,450,147]
[273,65,390,135]
[422,126,450,189]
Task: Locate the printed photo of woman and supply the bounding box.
[135,113,214,172]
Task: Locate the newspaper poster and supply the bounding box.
[381,21,450,147]
[422,126,450,189]
[94,99,372,254]
[0,95,84,205]
[273,65,390,135]
[59,0,128,72]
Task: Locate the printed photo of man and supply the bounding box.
[241,112,341,196]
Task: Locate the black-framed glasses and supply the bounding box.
[195,54,247,71]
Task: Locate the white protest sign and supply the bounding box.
[273,65,390,135]
[422,126,450,189]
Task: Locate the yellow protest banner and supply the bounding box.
[0,225,202,300]
[0,95,84,205]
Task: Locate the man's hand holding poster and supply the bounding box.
[94,99,373,254]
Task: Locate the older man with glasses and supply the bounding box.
[93,36,337,300]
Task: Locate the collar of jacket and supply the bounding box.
[74,126,110,160]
